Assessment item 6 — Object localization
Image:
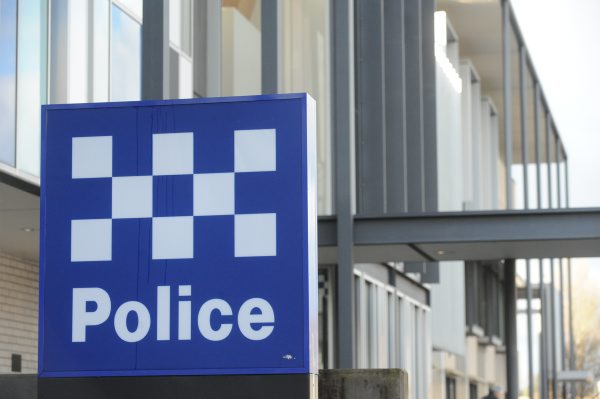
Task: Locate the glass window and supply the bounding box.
[221,0,261,96]
[446,376,457,399]
[169,48,193,99]
[114,0,142,20]
[111,4,141,101]
[68,0,88,102]
[92,0,110,102]
[16,0,45,175]
[0,0,17,166]
[281,0,332,215]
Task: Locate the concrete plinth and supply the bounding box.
[0,374,37,399]
[319,369,408,399]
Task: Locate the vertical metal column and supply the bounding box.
[540,261,549,399]
[519,46,529,209]
[534,84,542,209]
[556,139,562,208]
[505,259,519,399]
[546,113,553,209]
[526,261,535,399]
[421,0,437,212]
[193,0,221,98]
[332,0,355,369]
[566,159,576,398]
[384,0,407,214]
[568,258,575,398]
[355,0,386,214]
[502,0,513,209]
[262,0,279,94]
[520,46,535,399]
[550,260,558,399]
[405,0,425,212]
[559,260,567,399]
[142,0,170,100]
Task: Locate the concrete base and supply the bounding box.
[319,369,408,399]
[37,374,316,399]
[0,374,37,399]
[3,369,409,399]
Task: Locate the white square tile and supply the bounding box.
[193,173,234,216]
[235,213,276,257]
[72,136,112,179]
[152,216,194,259]
[152,132,194,176]
[71,219,112,262]
[112,176,153,219]
[234,129,276,173]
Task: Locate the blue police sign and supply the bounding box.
[39,94,317,377]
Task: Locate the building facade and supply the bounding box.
[0,0,578,398]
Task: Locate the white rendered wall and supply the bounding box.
[221,7,261,96]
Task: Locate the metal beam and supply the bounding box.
[142,0,169,100]
[318,208,600,262]
[320,209,600,246]
[332,0,356,369]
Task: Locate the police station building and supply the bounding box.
[0,0,593,398]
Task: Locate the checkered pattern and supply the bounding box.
[70,130,277,262]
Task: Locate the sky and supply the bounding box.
[512,0,600,208]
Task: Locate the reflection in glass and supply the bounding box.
[68,0,88,102]
[111,5,141,101]
[17,0,44,175]
[0,0,17,166]
[115,0,142,20]
[93,0,110,102]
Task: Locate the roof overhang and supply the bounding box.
[0,166,40,262]
[319,209,600,263]
[557,370,594,383]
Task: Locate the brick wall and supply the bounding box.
[0,252,38,373]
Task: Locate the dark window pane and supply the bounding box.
[11,353,21,372]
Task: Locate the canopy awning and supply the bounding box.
[318,209,600,263]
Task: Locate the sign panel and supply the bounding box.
[39,94,317,377]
